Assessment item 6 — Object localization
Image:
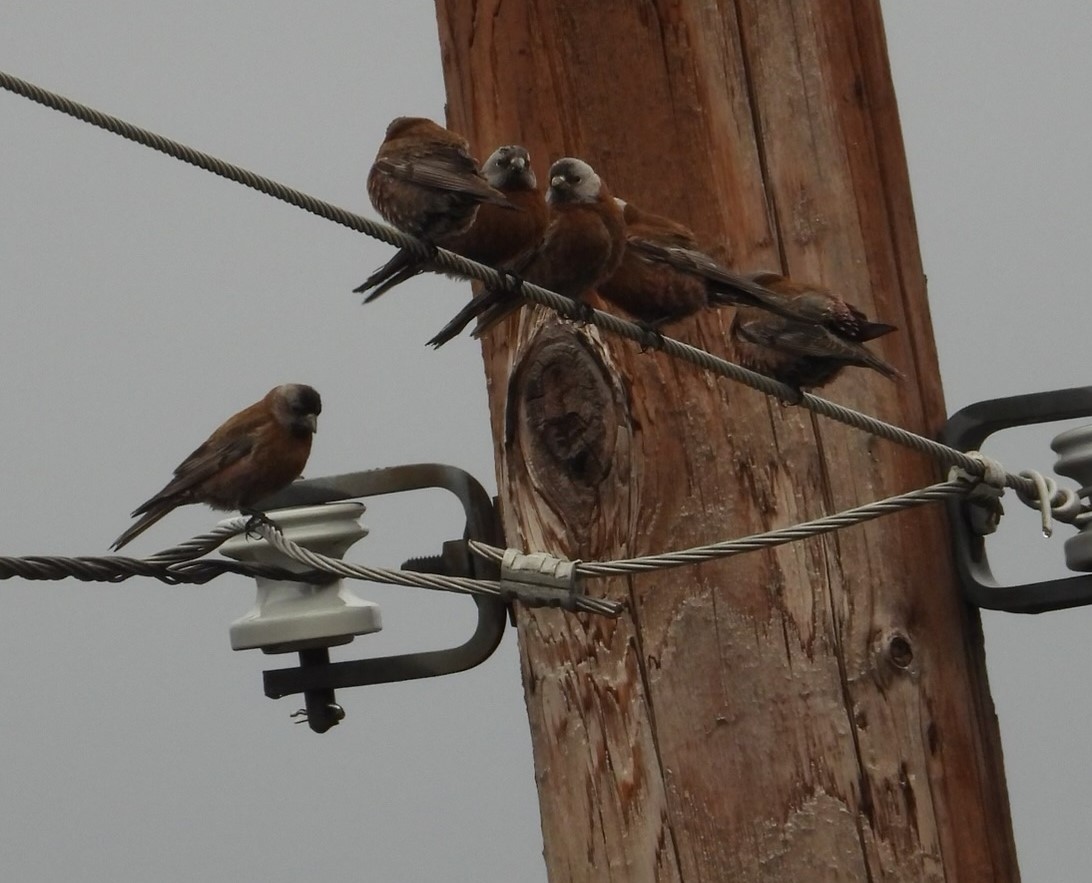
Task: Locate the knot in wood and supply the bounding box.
[884,629,915,671]
[888,633,914,669]
[871,628,918,685]
[507,326,624,527]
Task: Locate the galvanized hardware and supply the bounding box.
[941,386,1092,612]
[247,464,506,732]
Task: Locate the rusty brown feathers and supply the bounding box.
[355,117,515,298]
[358,143,546,302]
[110,384,321,551]
[599,199,823,330]
[427,157,625,347]
[730,272,898,391]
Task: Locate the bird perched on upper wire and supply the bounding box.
[427,157,626,347]
[729,272,899,394]
[354,117,515,298]
[356,144,548,302]
[110,384,322,551]
[596,199,707,329]
[597,199,809,340]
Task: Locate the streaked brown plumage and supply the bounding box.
[357,144,547,302]
[596,200,708,326]
[729,272,899,391]
[110,384,322,551]
[355,117,513,295]
[427,157,625,347]
[602,199,816,328]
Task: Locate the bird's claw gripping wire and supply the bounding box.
[635,321,666,353]
[240,509,280,540]
[569,300,595,325]
[778,386,805,407]
[500,269,524,294]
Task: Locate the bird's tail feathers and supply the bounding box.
[707,280,808,323]
[363,264,422,302]
[353,248,422,300]
[858,321,898,342]
[470,295,525,339]
[427,289,504,347]
[870,355,901,379]
[110,501,177,552]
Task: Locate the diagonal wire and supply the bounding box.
[0,69,1078,516]
[469,479,973,578]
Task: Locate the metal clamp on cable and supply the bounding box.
[499,549,584,611]
[948,452,1006,536]
[229,463,508,733]
[942,386,1092,612]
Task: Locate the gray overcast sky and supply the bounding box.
[1,2,1090,880]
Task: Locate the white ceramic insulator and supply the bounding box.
[220,502,383,653]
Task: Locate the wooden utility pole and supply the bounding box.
[433,2,1019,880]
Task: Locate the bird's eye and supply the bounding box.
[570,175,581,184]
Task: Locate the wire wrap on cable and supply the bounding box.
[0,518,624,615]
[234,517,623,615]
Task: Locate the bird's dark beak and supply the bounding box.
[305,415,318,433]
[550,175,568,190]
[510,155,527,171]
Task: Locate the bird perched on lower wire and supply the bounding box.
[110,384,322,551]
[729,272,899,392]
[354,116,514,296]
[427,157,626,347]
[600,199,817,332]
[357,144,547,302]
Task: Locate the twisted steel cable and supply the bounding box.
[228,517,623,616]
[470,480,973,577]
[0,516,623,615]
[1,69,1085,532]
[0,520,327,586]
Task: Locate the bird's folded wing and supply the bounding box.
[631,243,805,320]
[374,156,510,205]
[739,318,881,365]
[131,435,255,516]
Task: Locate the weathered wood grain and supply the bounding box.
[432,1,1019,880]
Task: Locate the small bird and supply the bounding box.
[357,144,547,302]
[729,272,899,392]
[427,157,626,347]
[355,117,513,295]
[596,199,709,327]
[110,384,322,551]
[602,200,815,330]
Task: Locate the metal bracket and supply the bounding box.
[941,386,1092,612]
[253,464,507,727]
